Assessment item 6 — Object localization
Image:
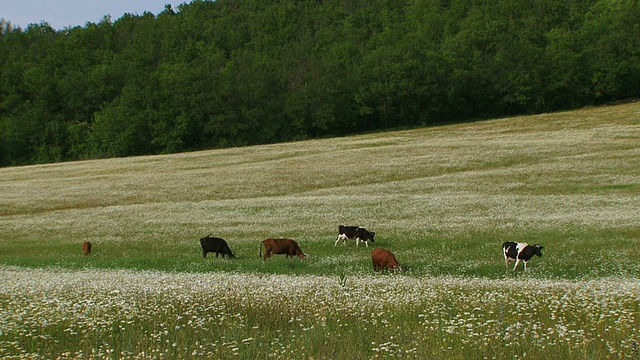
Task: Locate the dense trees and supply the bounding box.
[1,0,639,166]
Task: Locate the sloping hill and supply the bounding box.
[1,103,639,277]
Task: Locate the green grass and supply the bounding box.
[1,102,639,359]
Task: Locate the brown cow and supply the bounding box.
[260,238,305,260]
[82,241,92,256]
[371,248,401,272]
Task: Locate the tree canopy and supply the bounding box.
[1,0,639,166]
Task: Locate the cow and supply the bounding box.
[502,242,544,271]
[334,225,376,247]
[200,235,235,259]
[260,238,305,260]
[335,225,357,246]
[82,241,92,256]
[371,248,401,272]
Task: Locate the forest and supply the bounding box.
[1,0,639,166]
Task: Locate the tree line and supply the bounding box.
[1,0,639,166]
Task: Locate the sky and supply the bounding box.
[2,0,188,30]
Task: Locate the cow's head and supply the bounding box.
[532,244,544,257]
[370,232,375,242]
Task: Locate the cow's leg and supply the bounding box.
[203,251,207,259]
[523,261,527,271]
[335,236,340,246]
[216,252,219,258]
[364,240,369,247]
[513,259,521,271]
[504,246,511,270]
[355,238,360,247]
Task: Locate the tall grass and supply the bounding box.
[1,103,639,358]
[1,267,638,359]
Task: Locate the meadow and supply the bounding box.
[1,102,639,358]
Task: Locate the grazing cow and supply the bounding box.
[371,248,401,272]
[502,242,544,271]
[200,235,235,259]
[335,225,358,246]
[82,241,92,256]
[334,225,376,247]
[260,238,305,260]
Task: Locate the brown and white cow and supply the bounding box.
[260,238,306,260]
[82,241,92,256]
[371,248,401,272]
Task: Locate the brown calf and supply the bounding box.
[82,241,92,256]
[260,238,305,260]
[371,248,401,272]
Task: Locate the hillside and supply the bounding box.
[0,103,639,278]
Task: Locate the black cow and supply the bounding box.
[502,241,543,271]
[334,225,375,247]
[200,235,235,259]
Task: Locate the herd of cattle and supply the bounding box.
[199,225,403,272]
[81,225,544,272]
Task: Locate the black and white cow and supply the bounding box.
[502,241,543,271]
[335,225,358,246]
[334,225,376,247]
[200,235,235,259]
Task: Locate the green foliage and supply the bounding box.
[1,0,639,166]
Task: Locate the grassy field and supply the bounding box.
[1,102,639,358]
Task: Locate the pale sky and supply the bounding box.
[1,0,188,30]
